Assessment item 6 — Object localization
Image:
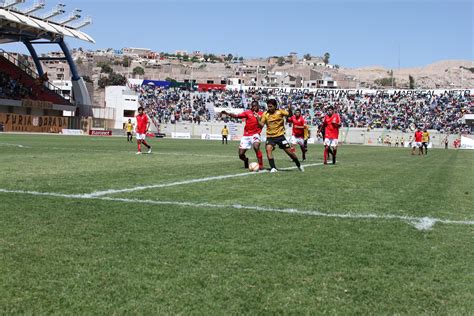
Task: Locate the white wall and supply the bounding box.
[104,86,139,129]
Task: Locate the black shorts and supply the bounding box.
[127,132,132,136]
[422,142,428,147]
[266,135,291,149]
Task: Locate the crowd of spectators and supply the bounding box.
[130,84,211,124]
[131,83,472,134]
[0,71,33,100]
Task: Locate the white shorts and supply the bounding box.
[290,136,305,146]
[239,134,261,149]
[324,138,338,147]
[136,133,146,140]
[412,142,422,148]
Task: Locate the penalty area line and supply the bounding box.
[0,188,473,231]
[81,162,324,198]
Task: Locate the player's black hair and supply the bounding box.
[138,106,144,111]
[251,100,259,106]
[327,105,334,110]
[267,99,277,107]
[295,108,302,113]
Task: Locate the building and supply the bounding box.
[103,86,139,129]
[122,48,152,58]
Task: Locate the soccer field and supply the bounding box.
[0,134,473,314]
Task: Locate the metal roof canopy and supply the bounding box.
[0,8,94,43]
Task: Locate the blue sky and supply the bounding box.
[3,0,473,68]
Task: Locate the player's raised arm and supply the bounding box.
[220,110,238,119]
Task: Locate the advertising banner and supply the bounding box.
[89,130,112,136]
[201,133,222,140]
[171,132,191,139]
[0,113,68,133]
[62,129,83,135]
[461,136,474,149]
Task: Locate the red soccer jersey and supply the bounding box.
[288,115,305,138]
[414,131,423,142]
[323,113,341,139]
[237,110,263,136]
[135,113,149,134]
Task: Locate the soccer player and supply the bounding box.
[318,105,341,164]
[125,119,134,142]
[135,106,152,154]
[221,125,229,145]
[421,128,430,155]
[288,109,307,161]
[256,99,303,172]
[220,101,264,170]
[303,125,311,158]
[412,127,423,156]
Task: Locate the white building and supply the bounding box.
[104,86,139,129]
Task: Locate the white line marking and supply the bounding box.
[412,217,437,231]
[83,163,323,197]
[0,142,30,148]
[0,188,473,231]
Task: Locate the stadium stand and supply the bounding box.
[0,51,72,106]
[130,82,471,134]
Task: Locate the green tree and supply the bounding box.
[76,57,83,65]
[82,75,92,83]
[238,56,244,62]
[165,77,177,82]
[226,53,233,62]
[374,77,395,87]
[323,52,330,65]
[108,72,127,86]
[98,72,127,88]
[132,66,145,76]
[409,75,415,89]
[122,56,131,67]
[97,62,113,74]
[303,53,311,60]
[277,57,285,66]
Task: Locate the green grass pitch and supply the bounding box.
[0,133,473,314]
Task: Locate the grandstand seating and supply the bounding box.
[0,53,72,106]
[132,83,471,134]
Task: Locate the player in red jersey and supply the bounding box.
[288,109,307,161]
[318,105,341,164]
[412,127,423,156]
[135,106,152,154]
[220,101,264,170]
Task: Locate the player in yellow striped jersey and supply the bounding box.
[256,99,303,172]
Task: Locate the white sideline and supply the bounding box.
[0,188,473,231]
[82,163,324,198]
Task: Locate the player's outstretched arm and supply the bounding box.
[220,111,237,119]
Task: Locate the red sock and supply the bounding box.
[137,143,141,152]
[256,150,263,168]
[323,147,328,163]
